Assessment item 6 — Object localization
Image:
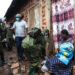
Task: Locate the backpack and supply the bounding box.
[22,35,34,49]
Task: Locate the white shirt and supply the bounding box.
[13,20,28,37]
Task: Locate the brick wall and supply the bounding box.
[18,0,48,28]
[42,0,47,28]
[19,0,35,24]
[9,0,50,30]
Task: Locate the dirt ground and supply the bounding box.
[0,47,43,75]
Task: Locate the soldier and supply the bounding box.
[1,19,7,48]
[6,22,14,51]
[0,19,6,66]
[22,27,46,75]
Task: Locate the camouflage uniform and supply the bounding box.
[22,28,46,75]
[6,24,13,50]
[1,23,7,48]
[0,22,5,64]
[0,24,3,51]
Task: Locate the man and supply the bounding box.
[12,14,28,60]
[2,19,9,49]
[22,28,46,75]
[6,22,14,51]
[0,19,6,66]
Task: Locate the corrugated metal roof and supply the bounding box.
[5,0,29,20]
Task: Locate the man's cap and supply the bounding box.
[15,14,22,18]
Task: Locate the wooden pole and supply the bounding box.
[49,0,55,56]
[44,0,55,74]
[73,0,75,75]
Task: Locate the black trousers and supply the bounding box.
[0,51,5,63]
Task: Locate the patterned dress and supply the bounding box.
[45,38,74,75]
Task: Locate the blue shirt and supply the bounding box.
[56,42,74,65]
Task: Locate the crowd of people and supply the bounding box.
[0,13,74,75]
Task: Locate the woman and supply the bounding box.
[41,29,74,75]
